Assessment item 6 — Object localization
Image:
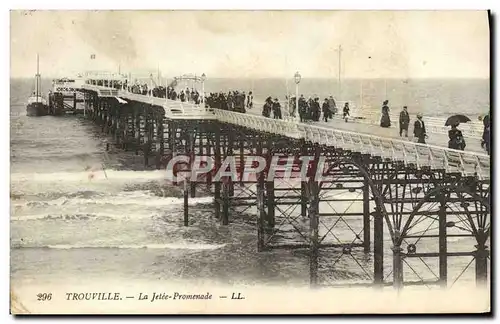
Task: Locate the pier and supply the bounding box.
[60,72,490,289]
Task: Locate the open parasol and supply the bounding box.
[445,114,471,126]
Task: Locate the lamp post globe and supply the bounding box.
[294,71,301,84]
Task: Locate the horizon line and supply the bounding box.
[9,76,490,80]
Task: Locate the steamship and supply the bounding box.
[26,54,48,116]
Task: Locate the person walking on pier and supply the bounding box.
[312,97,321,121]
[482,111,490,155]
[413,113,427,144]
[289,96,297,117]
[299,95,307,122]
[242,92,247,109]
[399,106,410,137]
[343,102,350,122]
[262,97,272,118]
[272,98,282,119]
[322,98,331,122]
[448,123,466,150]
[380,100,391,128]
[328,96,337,115]
[305,97,312,121]
[247,91,253,109]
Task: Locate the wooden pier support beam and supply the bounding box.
[392,231,403,290]
[183,179,189,226]
[308,179,320,287]
[257,144,266,252]
[363,178,371,253]
[239,138,245,186]
[300,140,308,218]
[373,205,384,287]
[156,115,164,169]
[265,181,275,230]
[308,144,321,288]
[214,126,221,220]
[101,101,107,133]
[221,180,230,225]
[187,131,197,198]
[135,109,141,155]
[475,232,488,288]
[205,131,213,190]
[438,203,448,288]
[144,111,152,167]
[227,130,235,198]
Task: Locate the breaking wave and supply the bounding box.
[11,192,213,210]
[11,169,168,183]
[13,243,226,250]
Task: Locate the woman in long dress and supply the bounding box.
[448,123,466,150]
[380,100,391,128]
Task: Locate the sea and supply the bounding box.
[10,78,490,305]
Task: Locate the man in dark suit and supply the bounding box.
[482,111,490,155]
[413,113,427,144]
[399,106,410,137]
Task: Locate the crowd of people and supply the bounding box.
[205,91,252,113]
[395,101,490,155]
[95,79,491,155]
[286,95,339,122]
[128,83,203,104]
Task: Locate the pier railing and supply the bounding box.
[81,82,490,179]
[255,98,484,139]
[117,91,214,119]
[213,109,490,179]
[82,84,120,97]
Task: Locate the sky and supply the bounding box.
[10,10,490,79]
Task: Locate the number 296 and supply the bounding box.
[37,293,52,301]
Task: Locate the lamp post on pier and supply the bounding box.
[201,73,206,106]
[294,71,301,123]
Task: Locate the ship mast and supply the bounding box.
[35,53,40,101]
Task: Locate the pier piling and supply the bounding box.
[362,178,371,253]
[438,203,448,288]
[77,78,490,291]
[184,179,189,226]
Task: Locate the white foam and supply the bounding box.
[12,193,213,209]
[43,243,226,250]
[10,169,168,183]
[11,212,161,221]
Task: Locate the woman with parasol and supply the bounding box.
[262,97,272,118]
[445,114,470,151]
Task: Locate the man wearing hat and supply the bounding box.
[413,113,427,144]
[399,106,410,137]
[272,98,282,119]
[343,102,350,122]
[322,98,331,122]
[312,97,321,121]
